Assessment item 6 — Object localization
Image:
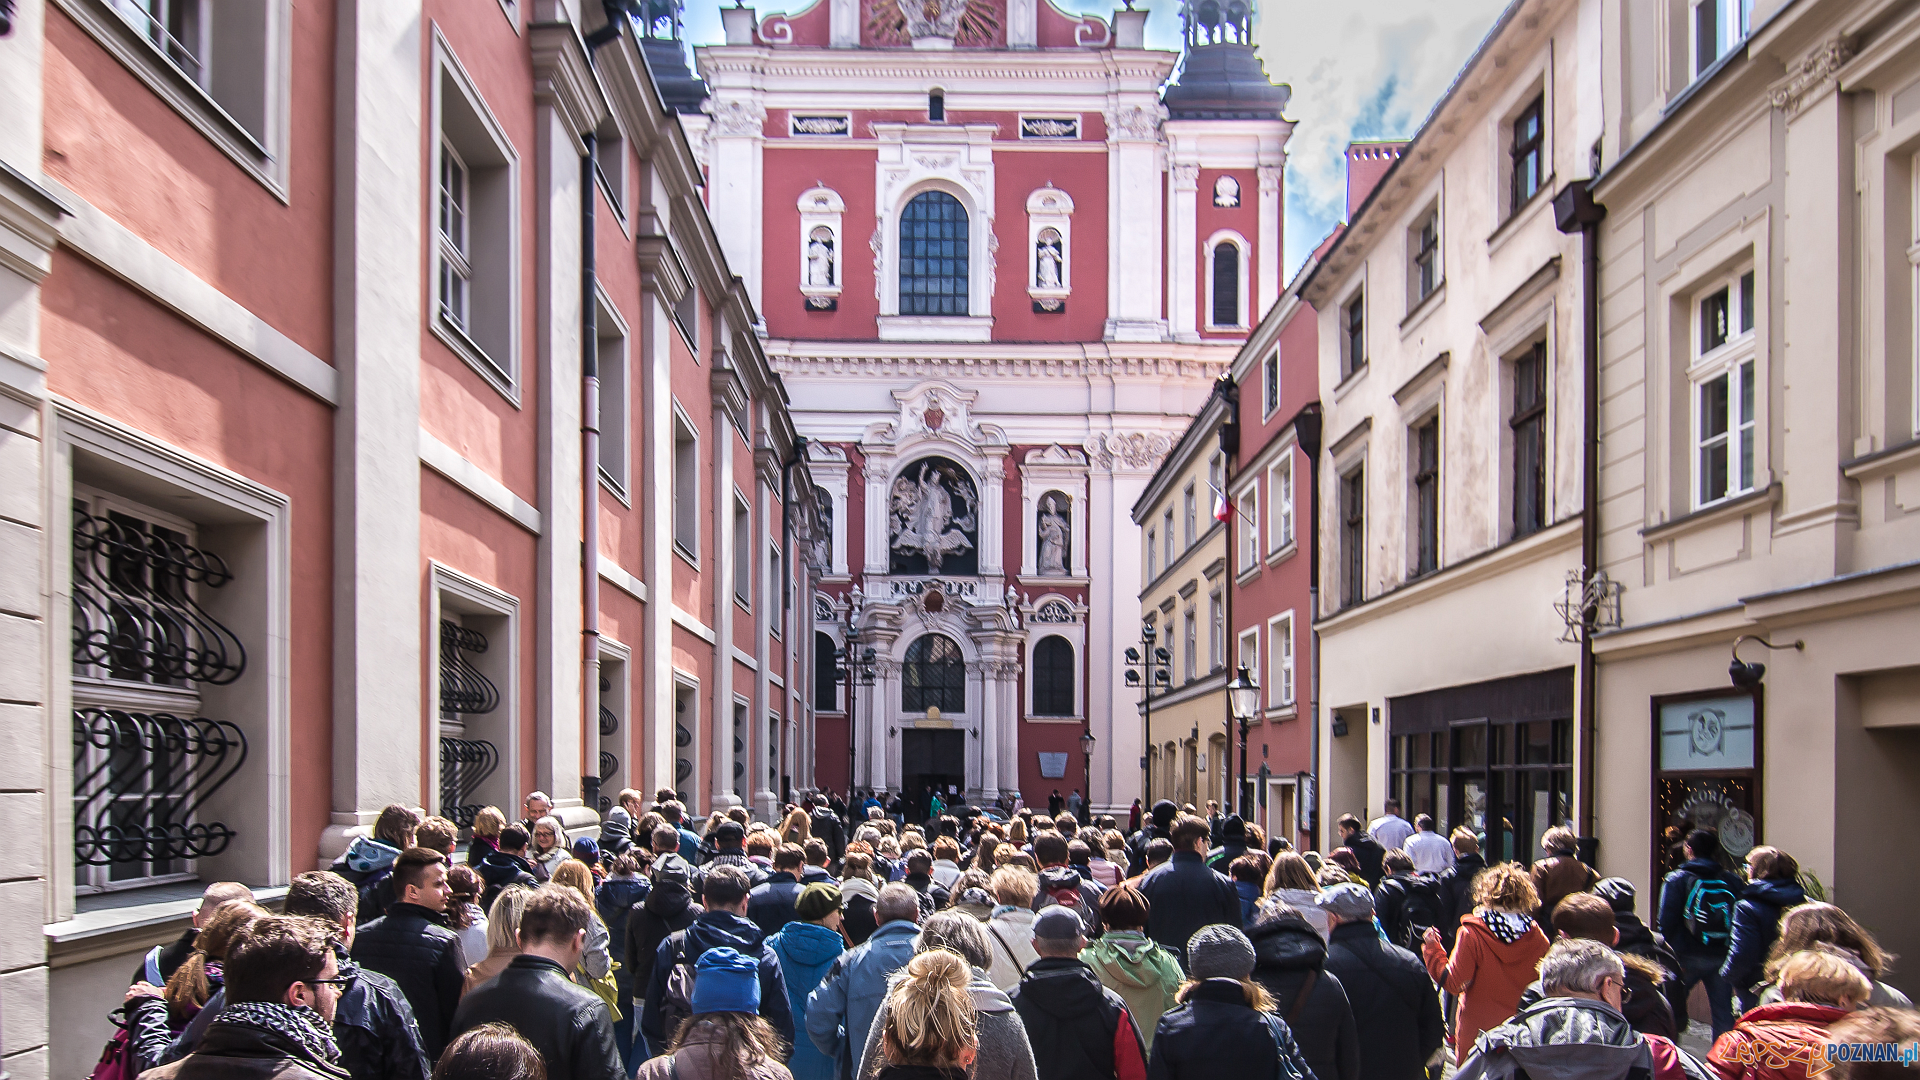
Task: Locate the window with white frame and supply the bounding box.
[1208,589,1224,671]
[1237,627,1258,678]
[1410,205,1441,305]
[435,48,518,395]
[1208,454,1224,515]
[1412,415,1440,576]
[596,294,629,495]
[1268,612,1295,708]
[673,411,699,559]
[1183,484,1197,549]
[1692,0,1752,78]
[1264,350,1280,418]
[733,495,752,606]
[594,117,626,218]
[1146,529,1158,579]
[1692,268,1759,507]
[1268,456,1293,552]
[71,488,251,891]
[1342,290,1367,377]
[900,191,970,316]
[769,543,783,635]
[1238,485,1259,571]
[1209,238,1246,329]
[1183,607,1197,683]
[1163,509,1175,562]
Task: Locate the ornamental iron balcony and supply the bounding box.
[439,736,498,828]
[72,707,247,869]
[439,621,500,717]
[72,509,246,686]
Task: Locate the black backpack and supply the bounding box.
[1397,876,1446,950]
[1682,874,1738,947]
[657,937,701,1043]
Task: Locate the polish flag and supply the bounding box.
[1213,491,1231,522]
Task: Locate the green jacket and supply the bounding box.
[1078,930,1183,1051]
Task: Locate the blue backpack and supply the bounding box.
[1682,874,1737,946]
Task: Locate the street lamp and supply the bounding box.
[838,618,878,800]
[1079,728,1096,823]
[1122,621,1172,803]
[1227,665,1260,817]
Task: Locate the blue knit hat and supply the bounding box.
[690,947,761,1016]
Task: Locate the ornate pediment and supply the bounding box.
[867,381,1006,453]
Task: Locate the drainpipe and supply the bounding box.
[1554,179,1606,855]
[580,133,602,809]
[1292,402,1323,851]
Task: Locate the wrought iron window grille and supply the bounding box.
[73,707,247,870]
[439,620,500,826]
[72,508,246,686]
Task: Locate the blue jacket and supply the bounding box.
[806,919,921,1080]
[642,910,793,1048]
[769,920,848,1080]
[1721,878,1805,992]
[1657,858,1738,960]
[676,826,703,862]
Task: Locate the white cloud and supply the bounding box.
[1257,0,1509,277]
[682,0,1507,278]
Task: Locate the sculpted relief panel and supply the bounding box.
[890,456,980,575]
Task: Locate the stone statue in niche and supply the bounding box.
[889,457,979,575]
[1213,175,1240,207]
[1037,493,1070,575]
[811,492,833,570]
[1035,231,1063,289]
[806,227,835,287]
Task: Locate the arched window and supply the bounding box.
[903,634,965,713]
[1212,241,1241,327]
[814,632,838,712]
[1032,635,1075,716]
[900,192,969,316]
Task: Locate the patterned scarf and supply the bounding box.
[1479,911,1536,945]
[214,1002,341,1066]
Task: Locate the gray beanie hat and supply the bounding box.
[1186,924,1257,980]
[1319,882,1375,921]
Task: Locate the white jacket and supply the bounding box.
[984,907,1039,992]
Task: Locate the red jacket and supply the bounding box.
[1708,1002,1852,1080]
[1424,913,1552,1063]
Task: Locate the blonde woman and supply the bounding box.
[1422,862,1551,1062]
[781,808,812,847]
[468,805,507,866]
[1262,852,1330,940]
[549,859,613,981]
[529,816,568,881]
[983,867,1039,991]
[867,949,979,1080]
[1710,950,1871,1080]
[465,884,535,992]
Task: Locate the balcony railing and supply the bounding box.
[72,509,246,686]
[439,737,498,829]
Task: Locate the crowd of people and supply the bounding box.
[96,790,1920,1080]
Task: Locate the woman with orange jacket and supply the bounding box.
[1422,862,1553,1062]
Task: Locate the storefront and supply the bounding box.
[1651,688,1761,880]
[1387,668,1575,866]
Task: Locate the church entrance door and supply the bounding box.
[900,728,966,823]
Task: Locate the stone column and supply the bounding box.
[710,399,737,810]
[706,99,767,317]
[969,660,990,797]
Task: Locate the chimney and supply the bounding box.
[1345,142,1407,216]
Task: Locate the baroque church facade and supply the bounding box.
[683,0,1292,811]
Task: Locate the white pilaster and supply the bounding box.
[1167,162,1200,342]
[1258,165,1281,319]
[328,0,424,855]
[707,100,767,317]
[712,406,737,809]
[1106,106,1168,342]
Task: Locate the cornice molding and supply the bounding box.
[695,45,1176,84]
[529,21,610,153]
[770,353,1229,380]
[1769,36,1854,117]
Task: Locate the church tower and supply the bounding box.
[688,0,1292,813]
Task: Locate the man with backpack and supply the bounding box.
[1375,850,1447,951]
[1657,828,1740,1037]
[641,864,794,1053]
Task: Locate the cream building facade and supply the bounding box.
[1301,0,1601,864]
[1589,0,1920,992]
[1132,386,1235,810]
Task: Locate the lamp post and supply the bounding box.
[838,617,877,800]
[1122,621,1172,803]
[1227,665,1259,817]
[1079,728,1096,823]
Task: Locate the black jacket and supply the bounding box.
[475,849,540,912]
[1139,851,1242,967]
[1613,911,1686,1025]
[1248,909,1361,1080]
[138,1015,352,1080]
[1012,957,1145,1080]
[450,955,623,1080]
[1034,866,1105,936]
[348,902,467,1059]
[1657,858,1738,961]
[1341,833,1387,887]
[843,893,879,946]
[626,883,702,995]
[1435,852,1489,948]
[1148,978,1317,1080]
[749,871,807,936]
[1513,964,1677,1042]
[332,948,433,1080]
[641,910,794,1047]
[903,872,952,918]
[1374,873,1447,951]
[811,808,847,860]
[1722,878,1806,997]
[1322,921,1443,1080]
[132,928,200,987]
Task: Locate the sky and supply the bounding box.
[681,0,1511,278]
